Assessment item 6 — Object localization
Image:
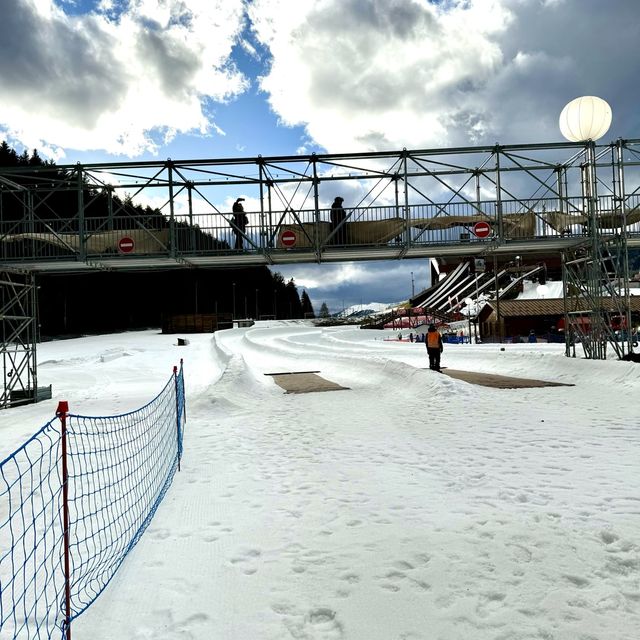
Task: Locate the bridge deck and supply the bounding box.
[0,236,596,273]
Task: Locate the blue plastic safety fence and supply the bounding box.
[0,362,185,639]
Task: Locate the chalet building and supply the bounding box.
[478,297,640,342]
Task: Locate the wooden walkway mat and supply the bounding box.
[265,371,350,394]
[435,368,573,389]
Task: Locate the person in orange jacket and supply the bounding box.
[426,324,443,371]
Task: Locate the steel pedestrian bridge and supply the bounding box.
[1,138,639,407]
[0,139,639,273]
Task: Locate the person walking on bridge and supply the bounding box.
[330,196,347,245]
[426,324,443,371]
[232,197,248,250]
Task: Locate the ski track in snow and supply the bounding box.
[1,325,639,639]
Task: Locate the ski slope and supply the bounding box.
[1,323,639,640]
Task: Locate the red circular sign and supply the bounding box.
[281,230,297,247]
[118,236,135,254]
[472,221,491,238]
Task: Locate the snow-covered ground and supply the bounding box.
[1,324,639,640]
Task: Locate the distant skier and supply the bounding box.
[426,324,443,371]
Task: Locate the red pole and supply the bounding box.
[56,400,72,640]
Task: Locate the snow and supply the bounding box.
[516,280,564,299]
[339,302,398,318]
[2,325,640,639]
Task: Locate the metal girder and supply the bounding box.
[0,270,39,407]
[561,140,634,360]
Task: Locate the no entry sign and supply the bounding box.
[472,221,491,238]
[118,236,135,254]
[281,230,297,247]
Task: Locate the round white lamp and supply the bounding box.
[559,96,612,142]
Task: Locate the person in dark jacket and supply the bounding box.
[426,324,443,371]
[232,197,248,250]
[329,196,347,244]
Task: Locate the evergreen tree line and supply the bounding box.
[0,142,315,336]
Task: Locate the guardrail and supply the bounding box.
[1,195,639,267]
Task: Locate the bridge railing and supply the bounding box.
[1,195,639,265]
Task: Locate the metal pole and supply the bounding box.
[556,166,564,219]
[586,141,604,359]
[562,253,572,357]
[107,187,114,232]
[167,160,176,259]
[312,155,320,257]
[493,255,501,342]
[616,138,633,355]
[56,400,72,640]
[403,150,410,249]
[232,282,236,319]
[173,366,181,472]
[394,174,399,218]
[267,182,273,248]
[188,182,195,253]
[494,146,504,241]
[258,158,266,250]
[76,165,85,262]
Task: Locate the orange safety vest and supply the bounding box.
[427,331,440,349]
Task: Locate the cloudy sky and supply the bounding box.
[2,0,639,311]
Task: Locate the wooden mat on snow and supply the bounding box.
[437,369,573,389]
[265,371,349,394]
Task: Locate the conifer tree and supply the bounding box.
[285,278,303,318]
[319,302,330,318]
[300,290,314,318]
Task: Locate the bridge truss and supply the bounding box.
[1,138,639,403]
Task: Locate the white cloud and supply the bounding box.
[250,0,640,153]
[4,0,639,164]
[0,0,248,158]
[249,0,512,152]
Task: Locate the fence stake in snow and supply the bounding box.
[173,365,181,472]
[56,400,73,640]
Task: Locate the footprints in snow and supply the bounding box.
[229,547,262,575]
[272,603,344,640]
[376,556,432,593]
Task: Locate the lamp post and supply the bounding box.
[560,96,613,359]
[411,271,415,298]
